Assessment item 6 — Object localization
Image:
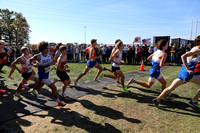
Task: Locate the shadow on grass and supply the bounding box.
[78,99,141,124]
[0,99,32,133]
[33,108,122,133]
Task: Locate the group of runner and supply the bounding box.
[0,35,200,108]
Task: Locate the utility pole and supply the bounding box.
[190,20,193,40]
[195,19,198,37]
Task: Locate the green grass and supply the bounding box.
[0,63,150,102]
[2,64,200,132]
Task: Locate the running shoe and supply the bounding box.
[103,67,107,70]
[153,98,161,109]
[99,73,105,80]
[62,92,68,98]
[116,81,121,85]
[57,101,66,107]
[163,94,175,101]
[189,100,200,108]
[74,80,78,87]
[22,84,29,89]
[0,89,6,94]
[15,93,23,99]
[94,78,101,82]
[0,76,4,78]
[127,78,135,86]
[8,76,14,80]
[30,89,38,96]
[122,87,131,92]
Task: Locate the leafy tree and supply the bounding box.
[0,9,31,45]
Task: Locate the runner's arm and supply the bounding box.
[147,53,154,61]
[159,53,168,67]
[110,51,120,65]
[29,54,40,67]
[11,57,22,73]
[182,49,200,74]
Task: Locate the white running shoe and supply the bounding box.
[74,80,78,87]
[94,78,101,82]
[127,78,135,86]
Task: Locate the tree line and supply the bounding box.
[0,9,30,45]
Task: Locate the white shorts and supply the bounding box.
[41,78,52,86]
[149,74,163,82]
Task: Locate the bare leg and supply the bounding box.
[115,70,125,88]
[134,80,155,88]
[76,67,90,81]
[157,77,167,91]
[48,83,59,99]
[156,78,184,101]
[94,63,103,79]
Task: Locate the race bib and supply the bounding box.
[44,67,50,73]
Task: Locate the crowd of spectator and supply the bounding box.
[5,42,193,66]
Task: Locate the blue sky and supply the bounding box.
[1,0,200,44]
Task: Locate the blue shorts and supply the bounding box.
[177,65,197,81]
[87,60,98,68]
[149,68,160,79]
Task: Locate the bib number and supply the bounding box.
[44,67,50,73]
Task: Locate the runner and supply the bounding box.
[29,41,66,106]
[12,46,39,98]
[127,39,173,100]
[74,39,103,87]
[99,41,130,92]
[0,40,15,80]
[55,45,71,97]
[153,35,200,108]
[104,39,121,84]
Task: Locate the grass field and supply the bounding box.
[1,64,200,133]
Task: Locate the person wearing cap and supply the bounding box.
[0,40,15,80]
[74,39,104,87]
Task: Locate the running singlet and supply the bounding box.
[88,46,96,61]
[38,53,51,80]
[177,47,200,81]
[20,56,32,73]
[112,50,122,67]
[0,48,8,64]
[59,55,67,70]
[149,49,164,78]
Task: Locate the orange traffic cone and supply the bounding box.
[140,60,145,71]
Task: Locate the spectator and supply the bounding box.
[101,45,107,63]
[127,46,132,64]
[177,44,186,66]
[131,45,135,64]
[75,44,80,62]
[136,44,142,64]
[170,47,175,65]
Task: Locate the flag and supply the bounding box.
[134,37,141,43]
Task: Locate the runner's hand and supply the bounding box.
[187,70,193,74]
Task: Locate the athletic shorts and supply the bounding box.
[56,70,70,81]
[0,62,11,70]
[87,60,97,68]
[22,72,32,80]
[112,66,120,72]
[149,74,163,82]
[41,78,52,86]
